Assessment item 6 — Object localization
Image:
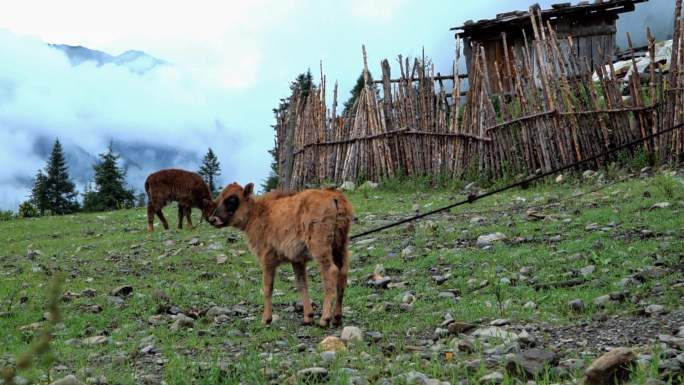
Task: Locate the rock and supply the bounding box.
[472,327,518,343]
[658,335,684,350]
[319,336,346,352]
[340,326,363,343]
[456,339,475,353]
[83,335,109,345]
[477,232,507,247]
[110,285,132,297]
[568,299,585,312]
[583,170,596,179]
[584,347,636,385]
[170,313,194,332]
[320,351,336,364]
[650,202,671,210]
[506,349,558,379]
[215,254,228,264]
[585,223,600,231]
[402,246,415,258]
[297,367,328,382]
[470,216,486,225]
[517,330,535,346]
[188,237,201,246]
[479,372,504,384]
[554,358,585,378]
[593,295,612,308]
[359,181,379,190]
[340,181,356,191]
[448,322,476,335]
[490,319,510,326]
[206,306,232,319]
[580,265,596,277]
[555,174,564,183]
[434,328,449,339]
[49,376,86,385]
[636,266,669,280]
[401,292,416,305]
[644,304,665,315]
[523,301,537,310]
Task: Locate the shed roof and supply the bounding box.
[451,0,648,38]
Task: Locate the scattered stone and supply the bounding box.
[110,285,132,297]
[170,313,194,332]
[650,202,671,210]
[320,350,336,364]
[340,326,363,343]
[644,304,666,316]
[448,322,476,335]
[188,237,201,246]
[490,319,511,326]
[568,299,585,312]
[658,335,684,350]
[297,367,328,382]
[593,295,612,308]
[340,181,356,191]
[359,181,379,190]
[585,223,600,231]
[472,327,518,343]
[506,349,558,379]
[477,232,507,247]
[523,301,537,310]
[470,216,486,225]
[583,170,597,179]
[479,371,504,384]
[215,254,228,264]
[580,265,596,277]
[83,335,109,346]
[584,347,636,385]
[401,292,416,305]
[206,306,232,319]
[402,246,415,258]
[319,336,346,352]
[49,375,86,385]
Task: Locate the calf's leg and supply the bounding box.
[146,204,156,232]
[156,209,169,230]
[261,260,277,325]
[292,262,314,325]
[177,205,184,229]
[333,248,349,326]
[185,207,194,230]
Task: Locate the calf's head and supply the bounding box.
[200,198,218,222]
[208,182,254,229]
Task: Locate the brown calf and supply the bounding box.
[208,183,353,327]
[144,169,216,232]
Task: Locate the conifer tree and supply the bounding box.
[44,139,79,214]
[198,148,221,196]
[30,169,49,216]
[85,143,134,211]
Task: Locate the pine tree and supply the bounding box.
[85,143,134,211]
[136,192,146,208]
[198,148,221,195]
[44,139,79,215]
[342,71,377,115]
[263,70,315,191]
[30,169,49,216]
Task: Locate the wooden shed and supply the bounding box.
[452,0,648,93]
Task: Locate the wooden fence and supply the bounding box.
[275,1,684,190]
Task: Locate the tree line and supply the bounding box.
[8,139,222,219]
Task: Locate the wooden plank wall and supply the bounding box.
[276,2,684,190]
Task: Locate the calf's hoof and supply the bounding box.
[332,314,343,326]
[318,317,331,328]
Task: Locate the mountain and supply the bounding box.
[49,44,167,74]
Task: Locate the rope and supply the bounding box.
[350,121,684,240]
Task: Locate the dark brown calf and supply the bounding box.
[208,183,353,327]
[144,169,216,232]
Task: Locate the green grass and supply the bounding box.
[1,170,683,385]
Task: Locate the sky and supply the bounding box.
[0,0,676,209]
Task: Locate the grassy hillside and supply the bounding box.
[1,170,683,385]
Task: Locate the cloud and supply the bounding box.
[0,30,270,210]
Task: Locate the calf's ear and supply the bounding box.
[243,183,254,198]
